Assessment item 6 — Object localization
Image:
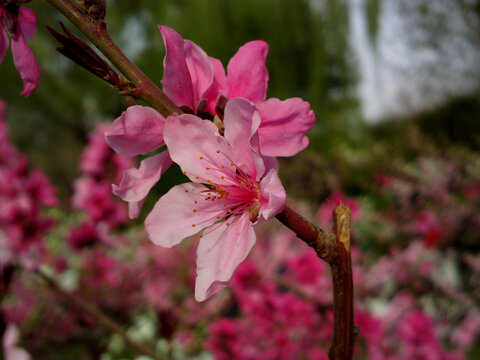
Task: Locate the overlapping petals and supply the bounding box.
[159,25,315,157]
[145,98,286,301]
[105,105,166,157]
[105,106,170,218]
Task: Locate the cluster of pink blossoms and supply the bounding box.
[0,0,40,97]
[106,26,315,300]
[0,100,57,267]
[69,123,132,250]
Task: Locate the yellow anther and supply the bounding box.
[231,162,235,166]
[206,167,210,170]
[194,200,197,204]
[195,176,199,179]
[193,209,197,212]
[183,171,186,175]
[221,176,224,179]
[217,149,221,153]
[185,189,189,193]
[207,179,211,183]
[221,165,225,169]
[199,235,203,238]
[200,156,204,160]
[192,224,196,227]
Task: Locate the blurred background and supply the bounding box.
[1,0,480,359]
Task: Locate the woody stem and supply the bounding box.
[45,0,182,117]
[276,205,355,360]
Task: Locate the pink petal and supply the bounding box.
[184,39,213,106]
[0,18,8,64]
[203,57,228,114]
[258,169,286,222]
[145,182,227,248]
[127,199,145,220]
[262,155,279,172]
[257,97,315,157]
[163,114,235,184]
[227,40,269,104]
[113,151,172,215]
[18,8,36,40]
[3,325,31,360]
[195,212,255,301]
[105,105,166,157]
[223,98,264,180]
[159,26,195,109]
[159,25,209,110]
[11,30,40,97]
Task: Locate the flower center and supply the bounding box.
[186,150,261,234]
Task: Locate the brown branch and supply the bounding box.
[36,270,165,360]
[276,204,356,360]
[45,0,182,117]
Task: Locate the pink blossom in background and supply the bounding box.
[80,123,132,181]
[0,4,40,97]
[72,123,132,227]
[72,177,127,228]
[145,98,286,301]
[452,309,480,349]
[158,25,315,157]
[67,221,109,251]
[0,101,57,267]
[2,324,31,360]
[415,211,443,247]
[317,191,362,228]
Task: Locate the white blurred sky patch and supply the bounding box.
[348,0,480,123]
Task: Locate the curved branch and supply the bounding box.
[276,204,355,360]
[45,0,182,117]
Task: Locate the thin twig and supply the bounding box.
[36,270,164,360]
[45,0,182,117]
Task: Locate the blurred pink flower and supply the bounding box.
[0,101,57,267]
[415,211,443,247]
[452,309,480,349]
[72,177,127,227]
[67,221,109,251]
[80,123,133,181]
[0,4,40,97]
[158,25,315,158]
[145,98,286,301]
[2,324,31,360]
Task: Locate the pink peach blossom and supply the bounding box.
[0,4,40,97]
[145,98,286,301]
[159,25,315,157]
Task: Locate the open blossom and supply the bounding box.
[105,28,314,217]
[158,25,315,157]
[145,98,286,301]
[0,1,40,97]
